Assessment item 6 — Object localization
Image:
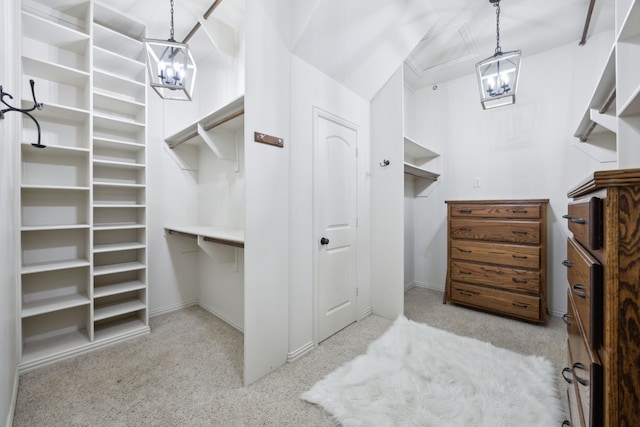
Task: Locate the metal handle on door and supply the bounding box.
[320,237,330,245]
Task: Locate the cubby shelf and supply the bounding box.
[22,294,90,318]
[403,136,440,183]
[404,162,440,181]
[18,0,148,371]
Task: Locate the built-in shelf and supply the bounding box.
[93,261,145,276]
[22,185,90,191]
[21,10,89,52]
[22,101,90,124]
[93,223,145,231]
[22,224,90,232]
[404,163,440,181]
[165,96,245,148]
[94,298,146,321]
[93,242,146,253]
[22,259,90,275]
[22,56,90,87]
[403,136,440,183]
[21,329,90,366]
[93,316,147,342]
[94,280,146,298]
[165,225,245,248]
[22,293,90,318]
[93,159,145,169]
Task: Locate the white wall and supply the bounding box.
[409,31,615,315]
[1,0,20,424]
[288,54,370,357]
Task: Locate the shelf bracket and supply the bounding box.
[197,235,240,271]
[197,123,238,170]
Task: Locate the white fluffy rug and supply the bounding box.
[302,316,563,427]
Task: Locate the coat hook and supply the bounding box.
[379,159,390,167]
[1,79,45,148]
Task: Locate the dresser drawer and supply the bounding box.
[450,261,540,295]
[566,295,602,427]
[564,238,603,349]
[450,203,541,219]
[450,219,540,244]
[565,197,602,251]
[450,240,540,269]
[450,281,540,321]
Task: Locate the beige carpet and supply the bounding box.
[13,288,567,426]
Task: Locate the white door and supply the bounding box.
[314,108,358,343]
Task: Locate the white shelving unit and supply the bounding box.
[18,0,148,371]
[403,136,440,197]
[574,0,640,166]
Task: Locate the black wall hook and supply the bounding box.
[1,79,45,148]
[379,159,390,167]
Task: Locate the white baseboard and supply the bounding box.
[197,301,244,333]
[287,341,314,363]
[6,368,18,427]
[149,300,198,318]
[406,281,445,293]
[359,306,372,320]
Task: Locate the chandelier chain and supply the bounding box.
[495,1,501,54]
[170,0,175,41]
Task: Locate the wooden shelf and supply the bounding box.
[165,96,244,148]
[165,225,245,248]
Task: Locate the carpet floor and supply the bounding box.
[13,287,568,426]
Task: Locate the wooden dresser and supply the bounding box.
[444,199,548,324]
[562,169,640,427]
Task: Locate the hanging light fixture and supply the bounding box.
[143,0,197,101]
[475,0,521,110]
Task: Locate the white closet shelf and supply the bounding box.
[94,298,146,321]
[93,182,145,188]
[94,92,145,116]
[93,159,145,169]
[93,242,146,253]
[94,2,146,41]
[404,162,440,181]
[22,293,90,318]
[94,280,146,298]
[23,101,90,124]
[93,316,148,342]
[93,136,145,151]
[574,45,616,141]
[93,223,145,231]
[22,224,90,232]
[22,56,90,86]
[93,204,145,209]
[21,184,90,191]
[165,225,245,248]
[93,261,145,276]
[93,69,145,104]
[93,46,145,77]
[93,22,143,59]
[22,10,89,49]
[22,258,90,275]
[618,84,640,116]
[21,329,90,366]
[21,143,89,154]
[618,0,640,40]
[94,114,145,135]
[403,136,439,160]
[165,95,245,148]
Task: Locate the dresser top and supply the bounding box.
[568,168,640,198]
[445,199,549,205]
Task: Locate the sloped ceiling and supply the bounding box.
[107,0,615,99]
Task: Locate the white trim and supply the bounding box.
[149,300,198,318]
[6,369,18,427]
[410,281,445,293]
[286,341,314,363]
[197,301,244,333]
[359,306,372,320]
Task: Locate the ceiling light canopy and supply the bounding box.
[475,0,521,110]
[144,0,197,101]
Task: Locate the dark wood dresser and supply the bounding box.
[444,199,549,324]
[562,168,640,427]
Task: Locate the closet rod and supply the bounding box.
[181,0,224,44]
[579,0,596,46]
[167,229,197,239]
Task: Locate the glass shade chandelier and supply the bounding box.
[475,0,521,110]
[144,0,197,101]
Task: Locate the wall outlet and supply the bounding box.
[473,178,481,188]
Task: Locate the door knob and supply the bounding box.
[320,237,329,245]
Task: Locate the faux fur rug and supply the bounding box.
[302,316,563,427]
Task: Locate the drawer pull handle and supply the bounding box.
[512,302,529,308]
[459,209,472,214]
[512,278,527,284]
[458,249,472,253]
[562,214,586,224]
[572,363,588,386]
[513,210,528,214]
[460,271,472,275]
[562,260,573,267]
[512,230,528,235]
[562,313,572,325]
[512,255,528,259]
[572,284,587,299]
[562,420,570,426]
[459,227,472,232]
[458,290,479,297]
[561,367,573,384]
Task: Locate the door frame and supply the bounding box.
[312,106,360,345]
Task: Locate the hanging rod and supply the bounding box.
[579,0,596,46]
[182,0,224,44]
